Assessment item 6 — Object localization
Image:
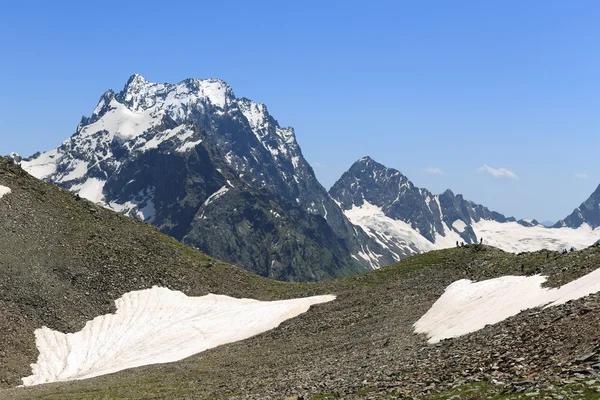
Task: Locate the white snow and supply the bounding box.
[356,243,383,269]
[470,220,600,253]
[203,186,229,207]
[415,268,600,343]
[21,287,335,386]
[239,100,267,130]
[72,178,106,204]
[20,148,59,179]
[197,79,229,108]
[176,139,202,153]
[0,185,11,199]
[56,160,89,183]
[452,219,467,233]
[82,99,160,141]
[108,187,156,222]
[343,201,600,263]
[345,201,438,256]
[139,126,191,152]
[291,156,300,169]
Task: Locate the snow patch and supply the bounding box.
[471,220,600,253]
[56,160,89,183]
[108,187,156,222]
[415,267,600,343]
[176,139,202,153]
[452,219,467,233]
[72,178,106,204]
[139,126,191,152]
[203,186,229,208]
[21,287,335,386]
[345,201,437,257]
[82,99,161,141]
[20,149,59,179]
[0,185,12,199]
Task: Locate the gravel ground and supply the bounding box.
[1,157,600,399]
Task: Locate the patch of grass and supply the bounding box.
[311,394,339,400]
[420,380,600,400]
[354,386,377,395]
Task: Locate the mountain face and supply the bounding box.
[329,157,597,257]
[14,75,393,280]
[555,184,600,229]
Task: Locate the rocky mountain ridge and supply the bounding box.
[555,183,600,229]
[12,75,395,280]
[330,156,600,257]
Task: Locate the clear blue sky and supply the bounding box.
[1,0,599,222]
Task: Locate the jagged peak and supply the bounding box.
[92,89,116,115]
[237,96,266,109]
[116,75,236,112]
[354,156,385,170]
[351,157,406,178]
[125,73,149,87]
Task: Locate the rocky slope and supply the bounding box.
[11,75,394,280]
[330,157,600,257]
[2,158,600,399]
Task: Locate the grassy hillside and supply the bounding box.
[1,157,600,399]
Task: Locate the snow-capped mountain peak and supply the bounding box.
[15,75,395,280]
[116,74,235,115]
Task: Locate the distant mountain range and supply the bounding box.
[329,157,600,256]
[10,74,600,280]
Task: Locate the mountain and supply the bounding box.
[3,157,600,398]
[329,156,515,259]
[330,157,600,255]
[12,75,394,280]
[555,184,600,229]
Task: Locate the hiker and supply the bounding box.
[461,241,465,247]
[480,237,483,245]
[570,247,576,252]
[456,241,459,247]
[521,264,524,273]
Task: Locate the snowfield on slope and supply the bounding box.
[21,287,335,386]
[0,185,11,199]
[414,267,600,343]
[470,220,600,253]
[345,201,600,257]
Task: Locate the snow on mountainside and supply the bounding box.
[19,74,342,229]
[15,75,393,280]
[330,157,600,257]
